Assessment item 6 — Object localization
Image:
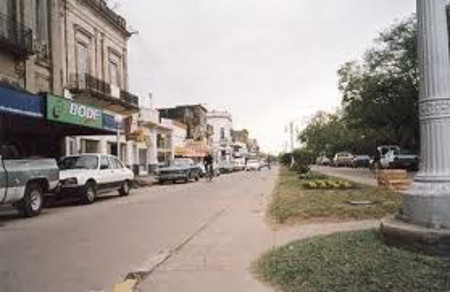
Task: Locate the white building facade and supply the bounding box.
[207,111,233,162]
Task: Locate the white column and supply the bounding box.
[402,0,450,229]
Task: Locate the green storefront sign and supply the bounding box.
[46,94,103,129]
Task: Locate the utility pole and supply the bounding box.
[289,121,295,152]
[289,121,295,167]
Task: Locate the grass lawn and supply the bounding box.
[268,168,402,224]
[256,231,450,292]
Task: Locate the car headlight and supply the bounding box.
[62,178,78,186]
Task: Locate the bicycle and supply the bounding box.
[205,164,214,182]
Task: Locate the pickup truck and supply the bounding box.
[0,144,60,217]
[376,145,419,171]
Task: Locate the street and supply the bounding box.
[0,169,277,292]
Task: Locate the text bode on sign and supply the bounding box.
[69,103,101,121]
[46,94,104,129]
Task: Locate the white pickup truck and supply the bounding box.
[377,145,419,171]
[0,143,60,217]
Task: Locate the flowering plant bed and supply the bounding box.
[303,179,353,190]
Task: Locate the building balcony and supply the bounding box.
[0,12,34,58]
[69,73,139,114]
[139,108,160,128]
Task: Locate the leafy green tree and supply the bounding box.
[338,16,419,151]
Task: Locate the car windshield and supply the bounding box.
[172,159,192,167]
[59,156,99,170]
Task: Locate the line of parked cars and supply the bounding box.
[0,143,135,218]
[0,141,272,218]
[154,157,271,185]
[316,145,419,171]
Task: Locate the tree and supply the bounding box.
[338,16,419,151]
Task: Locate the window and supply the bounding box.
[76,41,90,83]
[82,139,99,154]
[35,0,49,43]
[220,128,225,140]
[109,61,120,87]
[109,51,121,88]
[100,156,111,170]
[0,0,12,38]
[59,156,98,170]
[113,157,125,169]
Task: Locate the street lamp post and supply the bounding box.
[115,115,123,159]
[382,0,450,255]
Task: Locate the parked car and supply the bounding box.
[197,162,220,177]
[219,161,234,173]
[155,158,202,184]
[232,159,246,171]
[380,148,419,171]
[58,154,134,204]
[316,156,331,166]
[0,143,60,217]
[333,152,353,167]
[246,159,261,171]
[351,155,371,168]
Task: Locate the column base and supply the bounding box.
[381,216,450,257]
[401,181,450,229]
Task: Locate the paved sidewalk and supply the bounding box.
[140,168,378,292]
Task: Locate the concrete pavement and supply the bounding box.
[0,167,378,292]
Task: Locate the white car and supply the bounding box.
[246,159,261,171]
[232,159,246,171]
[58,154,134,204]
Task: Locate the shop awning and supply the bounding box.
[0,86,44,118]
[0,86,118,135]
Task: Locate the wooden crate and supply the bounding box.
[376,169,411,191]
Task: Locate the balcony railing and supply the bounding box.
[0,12,33,57]
[69,73,139,111]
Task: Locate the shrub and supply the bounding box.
[298,172,329,180]
[292,149,315,174]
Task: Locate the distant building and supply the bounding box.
[232,129,250,145]
[159,105,210,142]
[207,111,233,162]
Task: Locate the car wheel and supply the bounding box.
[81,181,97,205]
[195,173,200,181]
[185,172,191,183]
[119,180,131,196]
[18,183,43,217]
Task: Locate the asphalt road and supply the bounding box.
[0,169,277,292]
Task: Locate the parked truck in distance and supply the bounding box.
[0,143,60,217]
[375,145,419,171]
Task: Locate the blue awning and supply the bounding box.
[0,86,44,118]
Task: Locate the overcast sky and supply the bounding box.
[116,0,415,154]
